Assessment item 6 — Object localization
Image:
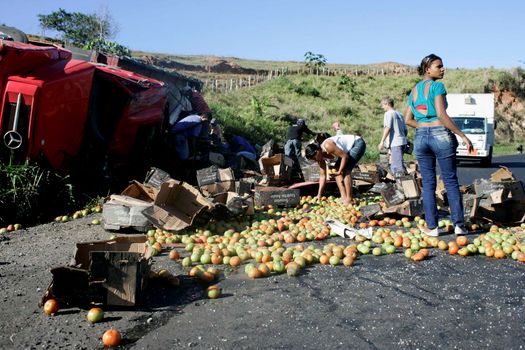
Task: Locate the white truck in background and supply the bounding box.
[447,93,495,167]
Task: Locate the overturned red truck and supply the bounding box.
[0,38,201,190]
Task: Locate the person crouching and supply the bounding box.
[305,134,366,205]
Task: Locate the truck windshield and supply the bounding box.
[452,117,485,134]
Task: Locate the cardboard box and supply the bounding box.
[142,180,213,231]
[359,203,382,218]
[43,236,152,307]
[490,167,515,182]
[379,152,390,168]
[196,166,235,196]
[485,200,525,224]
[462,194,480,220]
[102,195,154,231]
[351,163,383,183]
[435,176,447,206]
[259,154,293,184]
[144,167,172,188]
[382,199,424,217]
[406,161,418,175]
[351,170,381,183]
[380,183,405,207]
[212,192,254,218]
[300,159,321,182]
[260,140,275,159]
[236,179,255,195]
[396,175,420,199]
[474,179,525,204]
[254,186,300,207]
[196,165,219,186]
[121,181,158,202]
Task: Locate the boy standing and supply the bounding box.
[377,97,408,175]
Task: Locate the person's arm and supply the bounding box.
[317,159,327,198]
[324,140,348,176]
[435,95,473,151]
[332,121,341,134]
[378,127,391,151]
[405,105,418,129]
[305,126,316,136]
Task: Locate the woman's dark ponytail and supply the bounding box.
[418,54,442,76]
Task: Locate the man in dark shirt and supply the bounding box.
[285,118,316,162]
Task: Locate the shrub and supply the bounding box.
[0,162,76,226]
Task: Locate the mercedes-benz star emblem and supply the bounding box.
[3,130,23,149]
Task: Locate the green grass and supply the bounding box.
[0,161,77,226]
[204,67,523,160]
[494,144,519,155]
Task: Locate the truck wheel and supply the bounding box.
[481,148,493,167]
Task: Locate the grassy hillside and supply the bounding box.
[204,67,522,160]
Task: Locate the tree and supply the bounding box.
[304,52,327,74]
[38,8,117,47]
[83,38,131,57]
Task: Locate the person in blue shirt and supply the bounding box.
[224,133,258,176]
[404,54,473,237]
[170,113,208,160]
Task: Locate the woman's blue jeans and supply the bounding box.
[414,126,464,230]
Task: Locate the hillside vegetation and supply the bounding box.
[201,66,525,160]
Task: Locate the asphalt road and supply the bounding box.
[456,154,525,185]
[133,154,525,349]
[0,154,524,350]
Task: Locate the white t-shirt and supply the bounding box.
[383,110,407,148]
[321,135,360,154]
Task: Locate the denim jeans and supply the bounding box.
[414,126,464,229]
[334,137,367,170]
[390,145,405,174]
[284,139,302,161]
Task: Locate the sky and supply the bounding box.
[1,0,524,69]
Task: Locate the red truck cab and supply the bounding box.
[0,39,168,184]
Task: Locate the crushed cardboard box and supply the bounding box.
[464,168,525,224]
[41,235,152,307]
[212,191,254,218]
[102,181,158,231]
[142,180,213,231]
[325,219,373,239]
[103,196,154,231]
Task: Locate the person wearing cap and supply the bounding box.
[305,134,366,205]
[284,118,316,164]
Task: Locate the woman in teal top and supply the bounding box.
[404,54,473,237]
